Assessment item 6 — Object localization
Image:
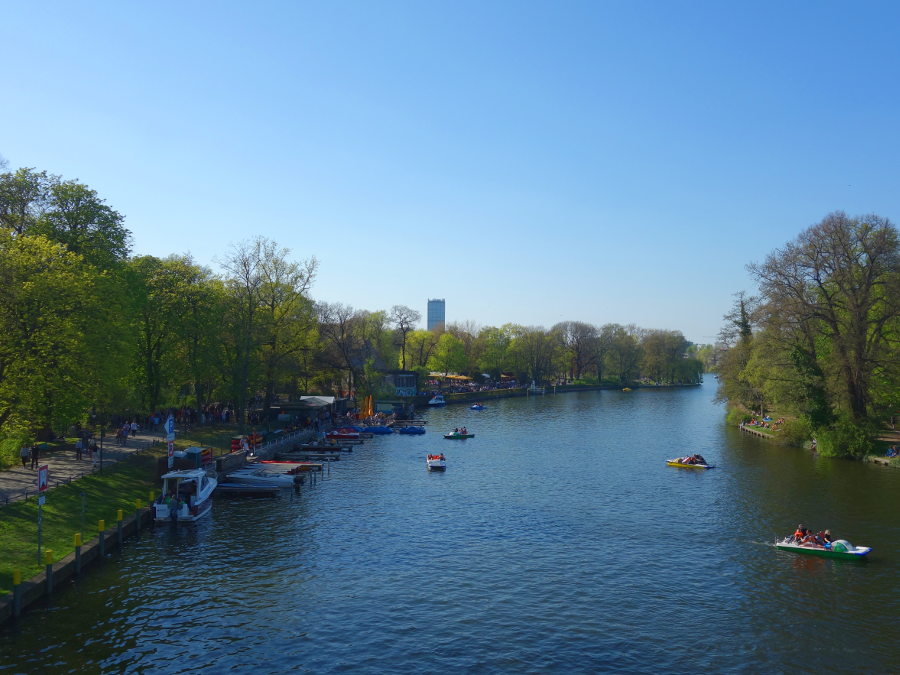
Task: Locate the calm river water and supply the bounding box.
[1,382,899,673]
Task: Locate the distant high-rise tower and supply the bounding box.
[427,298,446,332]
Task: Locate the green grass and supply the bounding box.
[0,452,162,595]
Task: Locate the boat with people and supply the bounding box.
[428,394,446,406]
[666,454,714,469]
[426,453,446,471]
[444,427,474,439]
[470,403,485,410]
[153,469,217,522]
[396,426,426,435]
[775,525,871,560]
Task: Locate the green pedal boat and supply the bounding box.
[775,537,871,560]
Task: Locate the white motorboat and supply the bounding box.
[153,469,217,522]
[426,454,446,471]
[225,467,299,488]
[428,395,446,406]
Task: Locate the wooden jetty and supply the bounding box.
[738,423,774,439]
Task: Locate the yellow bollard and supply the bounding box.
[135,499,142,510]
[98,519,105,532]
[44,550,53,565]
[117,509,123,522]
[74,532,82,547]
[13,569,21,585]
[149,490,155,503]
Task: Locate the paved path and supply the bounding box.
[0,434,159,506]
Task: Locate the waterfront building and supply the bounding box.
[427,298,445,332]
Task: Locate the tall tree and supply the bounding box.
[390,305,421,370]
[749,212,899,422]
[32,179,131,268]
[0,168,52,235]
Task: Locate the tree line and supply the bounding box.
[716,211,899,459]
[0,164,702,450]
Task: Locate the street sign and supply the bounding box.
[38,465,49,492]
[38,495,46,506]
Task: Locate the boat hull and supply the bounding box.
[444,434,474,439]
[775,542,871,560]
[666,461,714,469]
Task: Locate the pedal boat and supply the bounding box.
[774,537,871,560]
[666,459,714,469]
[444,432,474,439]
[426,454,446,471]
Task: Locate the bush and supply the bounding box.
[779,417,812,447]
[815,418,875,459]
[0,434,29,470]
[725,406,752,426]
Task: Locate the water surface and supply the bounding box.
[1,383,898,673]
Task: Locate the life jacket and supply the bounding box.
[793,529,805,540]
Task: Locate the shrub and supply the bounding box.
[725,406,752,426]
[779,417,812,447]
[815,417,875,459]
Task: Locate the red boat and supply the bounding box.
[325,427,361,440]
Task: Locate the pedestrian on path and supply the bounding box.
[30,444,40,469]
[75,438,83,460]
[20,445,29,469]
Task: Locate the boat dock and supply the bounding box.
[738,424,774,439]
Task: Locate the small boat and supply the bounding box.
[325,428,361,440]
[397,426,426,435]
[774,537,871,560]
[225,468,301,488]
[444,431,474,439]
[622,387,632,392]
[153,469,217,522]
[426,454,446,471]
[470,404,485,410]
[666,458,715,469]
[363,425,393,434]
[428,395,446,406]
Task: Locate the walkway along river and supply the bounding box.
[0,381,898,673]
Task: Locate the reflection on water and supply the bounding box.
[1,382,898,673]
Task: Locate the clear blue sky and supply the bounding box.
[3,1,898,344]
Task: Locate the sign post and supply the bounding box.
[165,414,176,468]
[36,465,49,564]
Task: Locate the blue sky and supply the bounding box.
[2,1,898,344]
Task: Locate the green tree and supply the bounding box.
[0,232,102,437]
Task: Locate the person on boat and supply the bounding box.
[694,454,707,465]
[792,524,807,542]
[816,529,833,545]
[461,427,467,434]
[799,530,820,547]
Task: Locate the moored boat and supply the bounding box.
[470,404,485,410]
[426,454,446,471]
[153,469,217,522]
[774,537,871,560]
[428,395,446,406]
[397,426,426,435]
[325,428,361,440]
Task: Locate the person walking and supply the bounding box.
[75,437,83,460]
[30,444,40,469]
[20,445,30,469]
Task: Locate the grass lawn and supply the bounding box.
[0,451,163,596]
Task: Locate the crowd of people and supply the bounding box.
[885,445,899,458]
[789,524,834,548]
[745,416,785,431]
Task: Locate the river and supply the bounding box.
[1,381,898,673]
